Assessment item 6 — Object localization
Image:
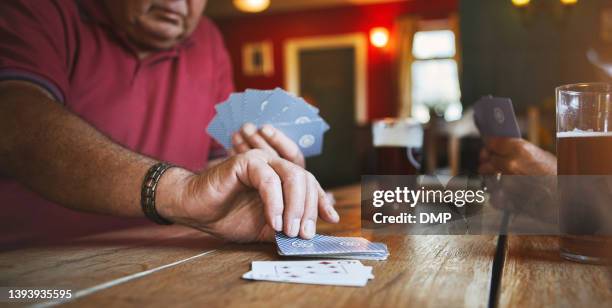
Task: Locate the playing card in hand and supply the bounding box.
[206,88,330,158]
[473,96,521,138]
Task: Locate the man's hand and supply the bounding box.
[478,138,557,176]
[157,149,339,243]
[479,138,558,224]
[231,123,305,168]
[1,81,333,243]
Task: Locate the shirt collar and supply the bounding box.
[75,0,195,61]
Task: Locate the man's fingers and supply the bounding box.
[316,180,339,223]
[259,124,305,167]
[478,162,496,175]
[236,149,333,239]
[479,148,490,163]
[269,159,307,237]
[232,133,251,153]
[236,123,305,168]
[485,137,522,156]
[489,155,519,174]
[240,123,279,157]
[242,155,284,232]
[478,148,495,175]
[299,173,319,239]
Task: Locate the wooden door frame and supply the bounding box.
[283,33,368,125]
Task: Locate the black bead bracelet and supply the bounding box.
[140,162,175,225]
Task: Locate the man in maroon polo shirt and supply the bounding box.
[0,0,339,245]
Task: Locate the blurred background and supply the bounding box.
[206,0,612,187]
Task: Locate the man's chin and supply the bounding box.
[132,34,182,51]
[133,21,185,50]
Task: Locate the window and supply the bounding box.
[411,30,462,123]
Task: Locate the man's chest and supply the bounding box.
[64,32,219,127]
[62,0,222,111]
[57,28,224,160]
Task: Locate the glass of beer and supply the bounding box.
[557,83,612,264]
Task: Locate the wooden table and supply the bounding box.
[0,185,610,307]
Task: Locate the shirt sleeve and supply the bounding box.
[0,1,72,102]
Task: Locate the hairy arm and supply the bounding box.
[0,81,190,217]
[0,80,338,241]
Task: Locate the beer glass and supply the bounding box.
[557,83,612,264]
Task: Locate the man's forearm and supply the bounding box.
[0,81,190,217]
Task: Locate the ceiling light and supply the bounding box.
[511,0,530,7]
[370,27,389,48]
[560,0,578,5]
[233,0,270,13]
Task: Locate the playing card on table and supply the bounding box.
[242,260,374,287]
[275,232,390,261]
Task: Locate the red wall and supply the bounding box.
[214,0,457,121]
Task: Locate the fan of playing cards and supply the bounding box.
[207,88,330,157]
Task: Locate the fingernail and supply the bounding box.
[288,218,301,237]
[232,133,244,145]
[242,123,256,136]
[261,125,275,137]
[273,215,283,231]
[329,208,339,222]
[303,219,315,238]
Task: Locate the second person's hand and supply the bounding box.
[478,138,557,176]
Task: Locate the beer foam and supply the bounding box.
[557,130,612,138]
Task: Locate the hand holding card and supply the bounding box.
[473,96,521,138]
[207,88,330,158]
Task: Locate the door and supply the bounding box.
[298,47,360,188]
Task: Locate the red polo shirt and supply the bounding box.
[0,0,234,245]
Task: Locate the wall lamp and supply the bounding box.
[512,0,578,8]
[370,27,390,48]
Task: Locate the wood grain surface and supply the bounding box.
[0,226,220,289]
[63,235,496,308]
[499,236,612,308]
[0,185,497,307]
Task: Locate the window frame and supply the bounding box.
[409,22,462,123]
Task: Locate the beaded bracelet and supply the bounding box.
[140,162,175,225]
